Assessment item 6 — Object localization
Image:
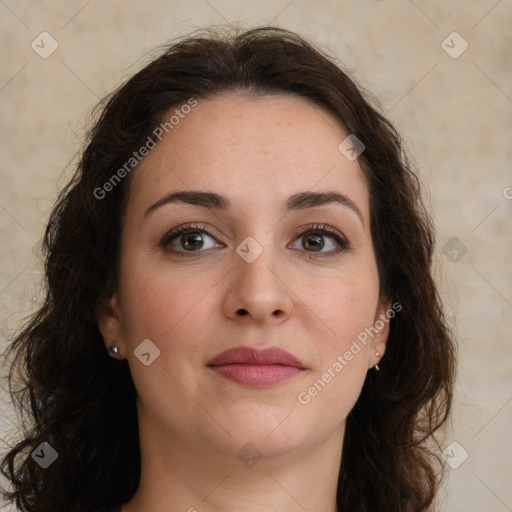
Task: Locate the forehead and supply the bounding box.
[128,92,369,223]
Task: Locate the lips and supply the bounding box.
[207,346,305,367]
[207,346,306,388]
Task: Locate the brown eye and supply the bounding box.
[289,224,350,257]
[302,233,324,251]
[180,232,204,251]
[160,223,224,257]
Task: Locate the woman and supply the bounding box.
[1,26,456,512]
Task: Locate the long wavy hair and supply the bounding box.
[1,25,456,512]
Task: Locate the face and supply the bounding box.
[99,92,389,461]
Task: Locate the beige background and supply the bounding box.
[1,1,511,510]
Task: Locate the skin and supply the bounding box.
[98,92,389,512]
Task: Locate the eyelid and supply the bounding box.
[159,222,225,247]
[292,223,346,241]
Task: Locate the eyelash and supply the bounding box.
[159,222,350,258]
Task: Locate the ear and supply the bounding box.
[368,299,393,369]
[97,294,126,359]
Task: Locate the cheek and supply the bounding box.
[293,268,378,413]
[118,262,221,366]
[299,266,380,348]
[119,247,380,363]
[117,269,216,416]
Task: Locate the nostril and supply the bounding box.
[237,309,249,316]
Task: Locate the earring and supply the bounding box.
[108,345,119,357]
[374,351,380,371]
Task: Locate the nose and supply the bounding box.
[221,242,294,325]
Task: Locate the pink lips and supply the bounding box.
[207,346,306,388]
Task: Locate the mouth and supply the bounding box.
[206,346,307,388]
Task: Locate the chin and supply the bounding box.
[207,406,312,455]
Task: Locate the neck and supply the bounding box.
[122,414,344,512]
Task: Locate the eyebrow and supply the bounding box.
[144,190,364,224]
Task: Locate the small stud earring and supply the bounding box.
[108,345,119,357]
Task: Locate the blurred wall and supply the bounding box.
[1,1,511,510]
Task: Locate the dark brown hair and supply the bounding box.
[1,26,456,512]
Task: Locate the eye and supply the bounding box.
[289,224,349,257]
[160,223,224,256]
[160,222,350,258]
